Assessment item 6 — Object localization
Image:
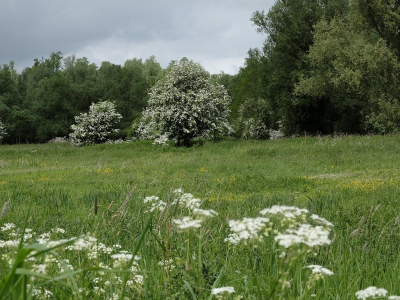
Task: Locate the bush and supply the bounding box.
[70,100,122,146]
[136,58,233,146]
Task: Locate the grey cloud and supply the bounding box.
[0,0,274,74]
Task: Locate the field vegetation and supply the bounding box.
[1,135,400,299]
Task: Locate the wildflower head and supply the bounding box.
[172,216,202,230]
[274,224,331,248]
[211,286,235,299]
[355,286,387,300]
[192,208,219,219]
[228,217,269,241]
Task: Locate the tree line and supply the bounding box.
[1,0,399,144]
[0,53,163,144]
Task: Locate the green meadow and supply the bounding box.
[1,135,400,299]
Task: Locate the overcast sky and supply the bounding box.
[0,0,275,75]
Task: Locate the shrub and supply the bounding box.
[70,101,122,146]
[136,58,232,146]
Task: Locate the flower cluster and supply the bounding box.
[226,205,332,247]
[211,286,235,299]
[228,217,270,240]
[143,195,166,212]
[143,189,218,231]
[356,287,388,299]
[70,100,122,146]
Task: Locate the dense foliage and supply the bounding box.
[0,0,399,144]
[227,0,400,136]
[70,100,122,146]
[0,54,162,144]
[136,58,232,146]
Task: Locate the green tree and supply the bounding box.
[244,0,349,134]
[64,55,100,113]
[136,58,232,146]
[295,14,400,133]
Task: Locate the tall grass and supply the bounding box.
[1,135,400,299]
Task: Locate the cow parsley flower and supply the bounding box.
[158,259,176,271]
[260,206,308,216]
[274,224,331,248]
[66,235,97,251]
[1,223,16,231]
[211,286,235,299]
[228,217,269,240]
[173,193,201,211]
[193,208,219,218]
[355,286,388,299]
[224,233,241,245]
[172,216,202,229]
[143,196,167,212]
[305,265,334,275]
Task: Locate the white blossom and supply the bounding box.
[193,208,219,218]
[136,58,232,145]
[305,265,334,275]
[211,286,235,298]
[274,224,331,248]
[260,206,309,217]
[355,286,388,299]
[172,216,202,229]
[70,100,122,146]
[228,217,270,240]
[1,223,16,231]
[224,233,241,245]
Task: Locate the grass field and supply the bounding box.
[1,135,400,299]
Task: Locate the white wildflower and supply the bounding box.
[143,196,167,212]
[260,206,308,216]
[1,223,16,231]
[173,193,201,211]
[52,228,66,234]
[0,240,19,248]
[224,233,241,245]
[193,208,219,218]
[274,224,331,248]
[32,264,47,274]
[305,265,334,275]
[158,259,176,271]
[228,217,270,240]
[355,286,388,300]
[133,274,144,285]
[111,253,133,268]
[66,235,97,251]
[172,216,202,229]
[211,286,235,299]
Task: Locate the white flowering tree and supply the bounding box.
[136,58,232,146]
[70,100,122,146]
[0,118,6,143]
